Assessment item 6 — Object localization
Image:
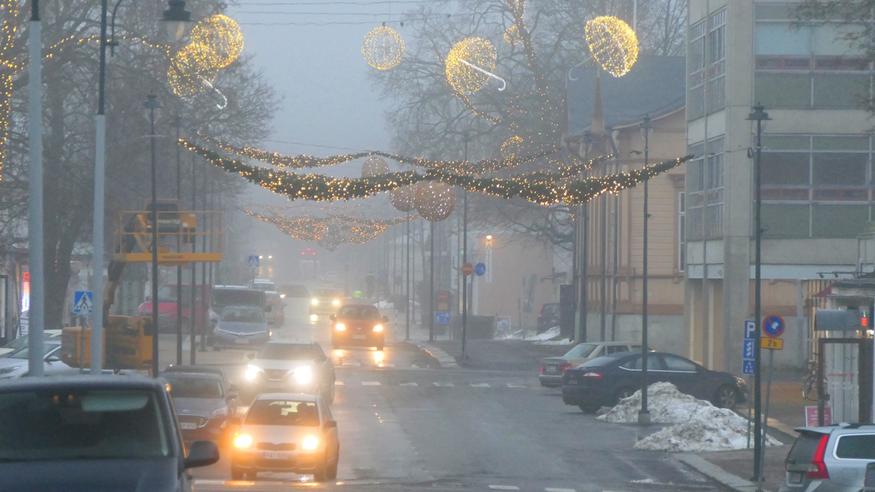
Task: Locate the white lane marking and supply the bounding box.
[545,488,576,492]
[342,361,362,367]
[380,363,395,368]
[334,381,345,386]
[506,383,527,389]
[470,383,490,388]
[361,381,381,386]
[399,382,418,386]
[433,382,454,387]
[488,486,520,491]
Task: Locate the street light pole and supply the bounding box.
[429,220,435,342]
[638,114,652,426]
[145,94,161,377]
[189,140,197,365]
[461,135,470,361]
[748,103,770,483]
[175,116,183,365]
[27,0,45,377]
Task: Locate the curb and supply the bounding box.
[410,341,459,368]
[677,454,769,492]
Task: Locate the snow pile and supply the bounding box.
[597,382,779,452]
[598,382,709,424]
[528,326,560,341]
[534,338,575,346]
[375,300,394,310]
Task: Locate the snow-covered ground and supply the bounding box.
[597,382,779,452]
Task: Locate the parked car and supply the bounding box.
[162,369,238,445]
[230,392,339,482]
[536,302,560,333]
[251,277,277,292]
[561,351,746,413]
[0,329,62,357]
[539,341,642,387]
[0,375,219,491]
[242,342,335,404]
[0,339,73,379]
[780,424,875,492]
[212,305,271,348]
[265,291,286,327]
[330,304,386,351]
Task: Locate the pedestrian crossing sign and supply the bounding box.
[72,290,94,316]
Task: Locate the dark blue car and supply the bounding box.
[561,351,747,413]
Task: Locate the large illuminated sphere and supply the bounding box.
[362,25,405,71]
[414,182,456,222]
[191,14,244,69]
[503,24,522,46]
[361,156,390,177]
[585,16,639,78]
[500,135,525,160]
[167,43,218,98]
[390,185,416,212]
[445,37,496,94]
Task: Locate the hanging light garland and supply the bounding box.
[190,14,244,69]
[361,155,390,177]
[503,24,522,46]
[243,209,413,250]
[499,135,525,161]
[445,37,497,95]
[181,139,690,206]
[362,25,405,71]
[390,185,416,212]
[167,42,219,98]
[585,15,639,78]
[0,0,19,181]
[414,181,456,222]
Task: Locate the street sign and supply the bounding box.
[474,262,486,276]
[763,314,785,338]
[436,290,451,312]
[743,339,755,359]
[744,319,757,340]
[805,404,831,427]
[434,311,450,325]
[743,359,755,375]
[72,290,94,316]
[760,337,784,350]
[462,263,474,276]
[247,255,260,268]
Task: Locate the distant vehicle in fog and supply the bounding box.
[212,305,271,348]
[309,287,344,322]
[209,285,268,345]
[278,284,310,322]
[250,278,277,292]
[265,291,285,327]
[330,304,386,351]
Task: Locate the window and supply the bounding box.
[688,9,726,120]
[661,355,698,372]
[260,343,326,361]
[763,204,810,238]
[812,205,869,237]
[605,345,629,355]
[686,138,724,239]
[835,434,875,459]
[246,400,320,427]
[619,356,664,371]
[755,73,811,108]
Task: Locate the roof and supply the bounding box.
[567,56,685,136]
[161,371,223,381]
[0,374,163,391]
[255,392,318,402]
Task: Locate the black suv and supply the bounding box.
[0,375,219,491]
[562,351,746,413]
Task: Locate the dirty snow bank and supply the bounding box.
[597,382,779,452]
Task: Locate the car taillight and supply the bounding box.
[582,371,603,380]
[806,434,830,479]
[559,362,573,373]
[539,366,545,374]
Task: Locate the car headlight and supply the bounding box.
[331,298,341,307]
[309,314,319,322]
[280,293,286,299]
[301,435,319,452]
[293,365,314,385]
[310,298,319,306]
[233,433,253,449]
[334,322,346,332]
[372,324,384,333]
[212,407,229,417]
[244,364,263,382]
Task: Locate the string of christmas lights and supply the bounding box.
[181,139,690,206]
[585,16,639,78]
[167,42,219,98]
[0,0,20,181]
[242,209,413,249]
[362,24,405,71]
[190,14,244,69]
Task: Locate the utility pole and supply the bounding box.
[175,116,183,365]
[461,135,470,360]
[638,114,652,426]
[145,94,160,377]
[748,104,770,483]
[429,221,435,342]
[27,0,45,377]
[189,139,197,365]
[405,210,411,340]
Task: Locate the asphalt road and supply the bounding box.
[160,314,726,492]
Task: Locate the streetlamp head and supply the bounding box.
[747,103,771,122]
[162,0,192,42]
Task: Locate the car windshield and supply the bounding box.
[165,376,223,399]
[316,289,342,298]
[338,305,379,319]
[260,344,326,361]
[0,389,170,461]
[246,400,320,427]
[564,343,598,359]
[8,341,60,360]
[221,306,264,323]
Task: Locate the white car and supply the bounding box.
[230,393,339,482]
[242,342,335,404]
[0,340,72,379]
[0,330,62,357]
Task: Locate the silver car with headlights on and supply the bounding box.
[242,342,335,404]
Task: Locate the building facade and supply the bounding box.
[686,0,870,371]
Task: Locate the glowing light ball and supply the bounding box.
[361,156,390,177]
[503,24,522,46]
[500,135,525,160]
[190,14,244,69]
[362,25,405,71]
[390,185,416,212]
[414,182,456,222]
[445,37,496,94]
[167,43,218,98]
[584,16,639,78]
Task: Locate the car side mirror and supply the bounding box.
[324,420,337,429]
[184,440,220,469]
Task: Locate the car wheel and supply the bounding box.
[231,466,245,480]
[327,447,339,480]
[713,385,738,410]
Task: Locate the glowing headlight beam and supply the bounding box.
[458,58,506,91]
[293,365,314,385]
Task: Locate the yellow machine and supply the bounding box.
[61,316,153,369]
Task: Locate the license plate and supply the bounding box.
[352,334,366,340]
[234,338,249,344]
[546,365,558,373]
[180,422,198,430]
[261,451,288,460]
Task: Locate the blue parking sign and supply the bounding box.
[743,339,755,359]
[744,319,757,340]
[743,359,755,375]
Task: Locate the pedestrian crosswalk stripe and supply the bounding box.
[506,383,527,388]
[545,488,576,492]
[399,382,418,386]
[361,381,381,386]
[334,381,345,386]
[470,383,490,388]
[488,486,520,491]
[433,382,454,387]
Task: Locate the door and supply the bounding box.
[655,354,701,396]
[616,355,665,393]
